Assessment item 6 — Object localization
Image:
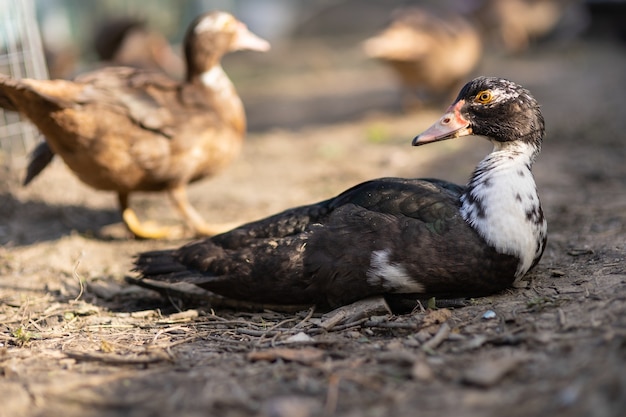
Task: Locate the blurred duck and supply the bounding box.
[93,17,185,79]
[364,7,482,108]
[471,0,569,53]
[43,17,184,80]
[0,11,270,239]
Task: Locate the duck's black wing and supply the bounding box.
[134,177,517,308]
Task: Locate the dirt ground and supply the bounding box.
[1,38,625,417]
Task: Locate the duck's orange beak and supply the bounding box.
[412,100,472,146]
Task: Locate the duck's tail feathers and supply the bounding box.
[23,140,55,186]
[133,249,188,277]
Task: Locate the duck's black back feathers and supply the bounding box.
[136,177,518,308]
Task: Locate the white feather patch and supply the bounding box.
[194,12,230,34]
[461,140,547,278]
[200,65,232,94]
[366,249,425,293]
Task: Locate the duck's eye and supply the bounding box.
[475,90,493,104]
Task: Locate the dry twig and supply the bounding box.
[64,349,171,365]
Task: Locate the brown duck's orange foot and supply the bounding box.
[167,185,242,237]
[122,208,185,240]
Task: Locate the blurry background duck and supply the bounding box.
[0,11,269,239]
[44,16,185,80]
[363,6,483,109]
[92,17,185,80]
[470,0,571,54]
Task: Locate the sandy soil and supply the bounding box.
[1,39,625,417]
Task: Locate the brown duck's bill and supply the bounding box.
[232,23,271,52]
[412,100,472,146]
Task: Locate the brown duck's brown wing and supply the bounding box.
[73,66,179,90]
[0,74,83,113]
[73,67,186,138]
[68,67,230,190]
[0,69,179,137]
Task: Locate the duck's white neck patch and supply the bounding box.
[367,249,425,293]
[461,140,546,279]
[200,65,233,94]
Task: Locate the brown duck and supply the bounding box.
[92,17,184,79]
[363,7,482,107]
[0,11,270,239]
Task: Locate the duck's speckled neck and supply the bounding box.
[461,139,547,279]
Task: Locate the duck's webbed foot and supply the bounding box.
[169,185,241,237]
[122,207,184,240]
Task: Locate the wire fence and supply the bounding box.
[0,0,49,167]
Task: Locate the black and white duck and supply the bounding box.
[133,76,547,310]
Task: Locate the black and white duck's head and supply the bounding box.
[183,11,270,81]
[413,77,547,280]
[413,76,544,154]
